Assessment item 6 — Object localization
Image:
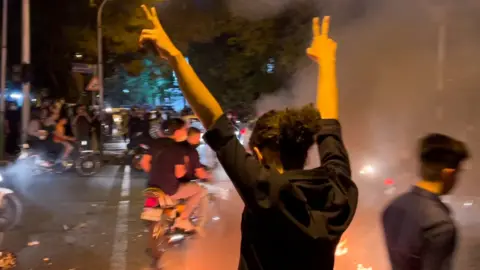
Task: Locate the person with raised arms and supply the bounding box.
[139,6,357,269]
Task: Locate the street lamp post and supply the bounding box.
[21,0,31,144]
[97,0,111,155]
[0,0,8,159]
[97,0,110,111]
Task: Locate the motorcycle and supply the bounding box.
[18,140,101,177]
[140,181,228,258]
[125,132,150,171]
[0,174,22,233]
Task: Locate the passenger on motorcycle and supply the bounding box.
[140,118,207,233]
[43,112,73,162]
[54,116,76,159]
[178,127,209,183]
[27,109,48,151]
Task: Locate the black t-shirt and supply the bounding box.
[147,138,187,195]
[177,141,202,182]
[204,115,358,270]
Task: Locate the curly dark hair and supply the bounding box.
[249,104,321,170]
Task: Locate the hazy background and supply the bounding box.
[229,0,480,194]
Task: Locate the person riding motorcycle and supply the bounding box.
[53,116,76,160]
[178,127,209,183]
[140,118,207,232]
[43,112,73,162]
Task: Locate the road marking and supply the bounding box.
[120,166,131,197]
[110,166,131,270]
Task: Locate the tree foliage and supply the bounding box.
[37,0,320,111]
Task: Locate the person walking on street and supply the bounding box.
[382,134,469,270]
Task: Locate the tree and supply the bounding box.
[58,0,319,112]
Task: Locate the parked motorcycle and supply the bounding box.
[140,182,228,258]
[0,174,22,232]
[17,140,101,177]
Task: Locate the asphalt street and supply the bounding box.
[1,165,242,270]
[0,139,478,269]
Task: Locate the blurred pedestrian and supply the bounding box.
[382,134,470,270]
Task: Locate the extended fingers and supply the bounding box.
[321,16,330,37]
[141,5,152,20]
[312,17,320,37]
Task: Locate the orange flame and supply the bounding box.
[357,264,373,270]
[335,239,348,256]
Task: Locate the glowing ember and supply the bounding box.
[335,239,348,256]
[357,264,373,270]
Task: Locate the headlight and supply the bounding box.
[359,165,375,175]
[81,141,88,146]
[18,152,28,159]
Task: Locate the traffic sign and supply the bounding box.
[72,63,96,74]
[86,77,100,91]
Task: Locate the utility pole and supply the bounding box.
[436,19,446,123]
[97,0,110,112]
[97,0,110,156]
[0,0,8,159]
[21,0,31,144]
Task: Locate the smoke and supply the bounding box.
[236,0,480,181]
[225,0,309,21]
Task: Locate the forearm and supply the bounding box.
[317,61,339,120]
[167,52,223,129]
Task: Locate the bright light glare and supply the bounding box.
[0,174,3,182]
[335,239,348,256]
[357,264,372,270]
[360,165,375,175]
[105,107,112,113]
[9,93,22,99]
[122,89,130,93]
[81,141,88,146]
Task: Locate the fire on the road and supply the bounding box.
[335,238,373,270]
[335,239,349,256]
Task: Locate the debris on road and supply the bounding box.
[64,235,76,245]
[27,241,40,246]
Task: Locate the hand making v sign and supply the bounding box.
[139,5,181,59]
[306,16,337,64]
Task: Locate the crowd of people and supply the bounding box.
[138,5,469,270]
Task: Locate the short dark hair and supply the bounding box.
[161,118,186,136]
[249,104,321,170]
[419,133,470,181]
[188,127,201,136]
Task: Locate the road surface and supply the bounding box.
[0,162,479,269]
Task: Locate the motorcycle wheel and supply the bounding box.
[75,154,101,177]
[190,195,210,229]
[149,220,171,259]
[0,193,23,231]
